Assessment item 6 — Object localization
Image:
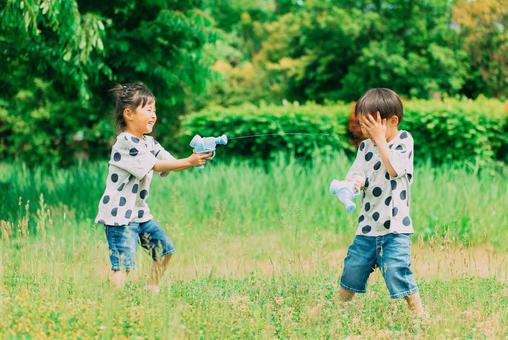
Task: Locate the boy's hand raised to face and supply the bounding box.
[360,111,387,143]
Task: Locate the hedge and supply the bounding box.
[179,98,507,165]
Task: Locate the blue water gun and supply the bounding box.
[189,134,228,169]
[329,180,360,213]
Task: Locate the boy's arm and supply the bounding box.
[345,142,367,190]
[347,178,365,190]
[361,112,412,178]
[373,140,397,177]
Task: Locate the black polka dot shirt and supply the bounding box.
[95,132,175,226]
[346,130,414,236]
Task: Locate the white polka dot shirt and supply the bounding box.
[346,130,414,236]
[95,132,175,226]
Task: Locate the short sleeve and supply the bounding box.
[151,138,176,177]
[109,135,157,180]
[152,140,176,161]
[346,140,367,186]
[388,131,414,178]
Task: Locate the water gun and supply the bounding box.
[329,180,360,213]
[189,134,228,169]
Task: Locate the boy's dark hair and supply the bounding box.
[110,82,155,130]
[354,88,403,123]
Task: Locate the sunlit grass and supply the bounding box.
[1,154,506,248]
[0,155,507,337]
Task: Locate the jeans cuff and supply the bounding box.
[390,287,419,299]
[340,281,366,294]
[111,265,136,271]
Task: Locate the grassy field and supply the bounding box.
[0,155,507,338]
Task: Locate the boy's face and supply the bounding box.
[124,99,157,135]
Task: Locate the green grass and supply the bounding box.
[0,155,507,338]
[1,275,507,338]
[1,226,507,338]
[1,154,507,248]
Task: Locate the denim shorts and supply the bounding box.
[340,233,418,299]
[104,220,175,271]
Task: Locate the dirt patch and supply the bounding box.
[168,233,508,282]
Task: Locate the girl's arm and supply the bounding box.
[153,152,211,172]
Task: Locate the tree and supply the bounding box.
[255,0,470,102]
[0,0,215,165]
[453,0,507,98]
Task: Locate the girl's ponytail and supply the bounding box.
[109,82,155,131]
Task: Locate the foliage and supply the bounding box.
[453,0,508,98]
[180,98,508,164]
[0,0,507,166]
[179,102,354,161]
[0,0,216,166]
[403,97,508,165]
[203,0,507,105]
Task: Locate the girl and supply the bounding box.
[95,82,210,292]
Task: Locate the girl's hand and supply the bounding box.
[188,152,212,166]
[360,111,387,143]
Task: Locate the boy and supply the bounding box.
[337,88,424,315]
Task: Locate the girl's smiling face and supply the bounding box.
[124,98,157,137]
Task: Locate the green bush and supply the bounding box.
[179,98,507,165]
[0,2,215,167]
[403,98,507,165]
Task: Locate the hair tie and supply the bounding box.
[121,84,128,98]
